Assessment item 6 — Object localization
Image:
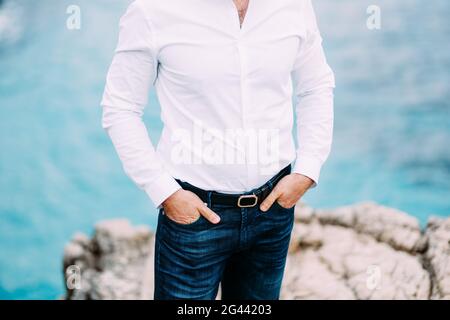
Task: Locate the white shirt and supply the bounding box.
[101,0,335,208]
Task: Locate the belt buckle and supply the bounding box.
[237,194,258,208]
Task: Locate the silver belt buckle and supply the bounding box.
[237,194,258,208]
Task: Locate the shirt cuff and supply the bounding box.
[292,155,322,187]
[144,173,182,208]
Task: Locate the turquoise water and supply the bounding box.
[0,0,449,299]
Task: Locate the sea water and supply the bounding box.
[0,0,449,299]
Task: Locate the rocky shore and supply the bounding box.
[63,202,450,300]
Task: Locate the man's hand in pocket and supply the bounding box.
[162,189,221,224]
[260,173,314,211]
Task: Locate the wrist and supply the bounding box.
[161,189,182,207]
[292,173,314,188]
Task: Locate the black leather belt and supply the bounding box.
[175,165,291,208]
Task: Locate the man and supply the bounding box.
[101,0,334,300]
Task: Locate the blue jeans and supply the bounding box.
[154,193,294,300]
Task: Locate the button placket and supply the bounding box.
[236,40,251,189]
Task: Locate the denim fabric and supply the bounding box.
[154,200,295,300]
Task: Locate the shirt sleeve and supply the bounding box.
[100,0,181,208]
[291,0,335,186]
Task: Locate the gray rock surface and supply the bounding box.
[63,219,154,300]
[422,217,450,299]
[284,203,430,299]
[63,202,450,300]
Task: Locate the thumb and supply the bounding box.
[260,188,281,212]
[198,204,221,224]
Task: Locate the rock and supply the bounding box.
[305,202,425,253]
[423,217,450,299]
[285,222,430,299]
[63,219,154,300]
[63,203,450,300]
[282,249,356,299]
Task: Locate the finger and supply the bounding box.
[260,188,281,212]
[198,204,221,224]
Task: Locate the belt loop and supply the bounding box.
[207,191,212,208]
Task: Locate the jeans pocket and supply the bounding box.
[272,200,294,211]
[269,201,295,224]
[160,207,205,229]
